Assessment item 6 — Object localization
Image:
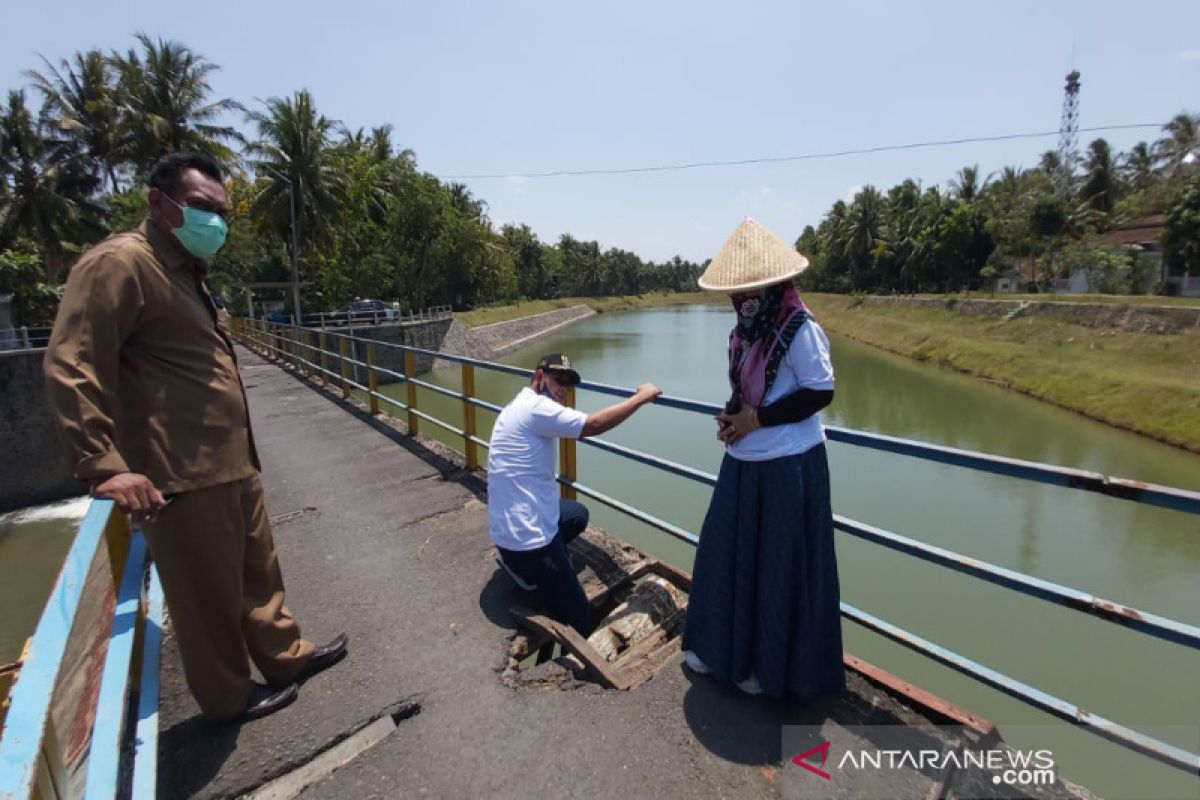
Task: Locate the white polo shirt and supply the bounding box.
[727,317,835,462]
[487,387,588,551]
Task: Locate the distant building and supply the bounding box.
[1095,215,1192,296]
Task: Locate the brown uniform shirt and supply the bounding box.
[44,219,260,494]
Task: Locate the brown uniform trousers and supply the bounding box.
[140,475,314,720]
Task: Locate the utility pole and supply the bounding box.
[263,167,302,324]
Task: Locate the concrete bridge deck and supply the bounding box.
[154,346,1085,800]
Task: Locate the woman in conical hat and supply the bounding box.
[682,217,845,699]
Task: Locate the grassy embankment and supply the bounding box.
[457,292,1200,452]
[804,293,1200,453]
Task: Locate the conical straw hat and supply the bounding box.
[697,217,809,292]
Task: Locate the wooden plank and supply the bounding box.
[509,607,629,690]
[0,500,111,799]
[83,532,148,799]
[844,653,997,741]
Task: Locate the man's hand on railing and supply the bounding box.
[91,472,167,521]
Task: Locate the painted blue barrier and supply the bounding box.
[0,503,162,799]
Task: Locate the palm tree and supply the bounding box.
[1153,113,1199,178]
[1080,138,1121,218]
[245,90,343,259]
[368,125,393,164]
[1122,142,1157,194]
[949,164,986,202]
[0,90,106,277]
[846,186,885,263]
[25,50,124,192]
[111,33,245,173]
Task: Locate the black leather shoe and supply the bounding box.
[241,682,297,721]
[295,633,349,683]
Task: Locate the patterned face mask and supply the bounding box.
[737,297,762,319]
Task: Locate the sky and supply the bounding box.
[2,0,1198,263]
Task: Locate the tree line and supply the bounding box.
[3,35,1198,328]
[0,34,705,326]
[794,118,1200,296]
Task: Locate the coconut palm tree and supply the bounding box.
[245,90,343,258]
[1153,113,1199,178]
[25,50,125,191]
[1122,142,1157,194]
[1080,138,1121,218]
[111,33,245,172]
[0,90,106,277]
[949,164,986,202]
[846,186,885,262]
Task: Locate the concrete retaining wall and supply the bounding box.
[0,350,80,512]
[862,296,1200,334]
[328,306,596,384]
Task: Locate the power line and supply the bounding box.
[443,123,1164,180]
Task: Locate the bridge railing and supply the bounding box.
[232,318,1200,776]
[0,502,163,800]
[297,304,452,330]
[0,327,52,352]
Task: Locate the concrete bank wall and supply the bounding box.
[331,306,596,384]
[0,350,79,512]
[862,296,1200,334]
[439,305,596,362]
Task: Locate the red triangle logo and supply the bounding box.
[791,740,832,780]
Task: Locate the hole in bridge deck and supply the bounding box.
[501,532,691,692]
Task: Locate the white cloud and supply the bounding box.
[1176,49,1200,61]
[505,174,530,194]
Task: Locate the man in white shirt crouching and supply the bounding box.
[487,353,661,635]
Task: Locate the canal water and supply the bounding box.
[0,496,90,665]
[387,304,1199,799]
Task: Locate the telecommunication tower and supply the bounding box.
[1055,70,1081,197]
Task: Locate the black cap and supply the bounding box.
[536,353,581,385]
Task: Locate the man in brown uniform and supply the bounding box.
[44,152,347,722]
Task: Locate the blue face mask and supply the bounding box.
[164,195,228,259]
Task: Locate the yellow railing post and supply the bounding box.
[301,331,312,377]
[404,351,419,435]
[318,332,328,385]
[368,344,380,415]
[559,386,578,499]
[102,506,133,588]
[461,363,478,469]
[339,338,351,399]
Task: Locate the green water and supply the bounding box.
[0,496,90,664]
[378,304,1199,800]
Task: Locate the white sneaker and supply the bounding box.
[736,675,763,696]
[495,553,537,591]
[683,650,711,675]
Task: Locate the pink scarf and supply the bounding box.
[728,283,809,408]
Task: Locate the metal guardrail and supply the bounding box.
[0,327,52,352]
[234,319,1200,776]
[297,304,452,330]
[0,501,163,799]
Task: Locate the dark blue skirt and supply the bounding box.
[682,443,845,699]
